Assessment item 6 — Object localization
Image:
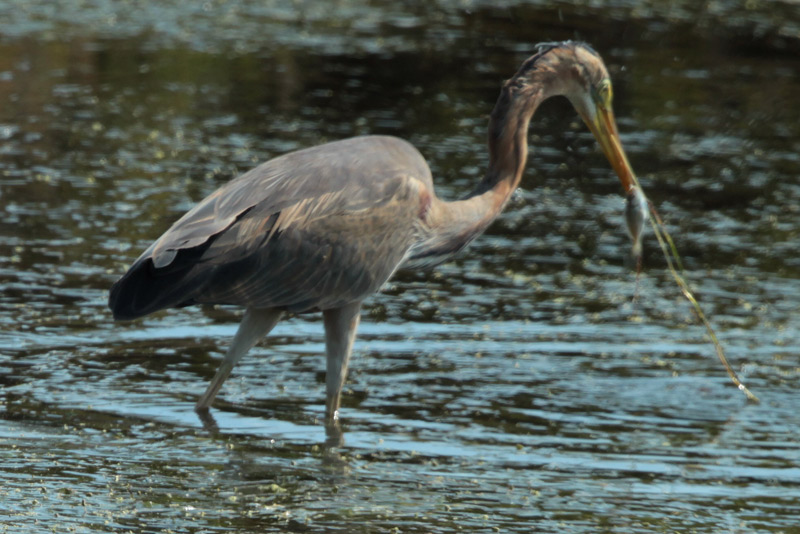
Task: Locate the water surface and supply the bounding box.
[1,1,800,532]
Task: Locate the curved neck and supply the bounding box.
[469,79,545,202]
[407,70,551,268]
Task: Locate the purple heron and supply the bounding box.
[109,41,637,431]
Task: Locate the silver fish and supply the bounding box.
[625,186,649,257]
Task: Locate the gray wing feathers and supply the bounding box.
[145,136,430,267]
[129,135,433,313]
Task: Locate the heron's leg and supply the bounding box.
[322,301,362,425]
[195,308,283,411]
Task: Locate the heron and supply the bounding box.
[109,41,637,433]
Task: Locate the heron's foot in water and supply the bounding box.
[324,413,344,448]
[195,406,220,434]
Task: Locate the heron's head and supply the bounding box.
[518,42,637,194]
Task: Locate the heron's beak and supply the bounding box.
[579,103,636,194]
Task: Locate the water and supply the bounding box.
[2,1,800,532]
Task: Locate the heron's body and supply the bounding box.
[109,41,638,433]
[110,136,438,318]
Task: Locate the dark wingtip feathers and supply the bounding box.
[108,255,197,321]
[108,258,160,321]
[109,238,218,320]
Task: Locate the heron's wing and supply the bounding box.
[189,175,427,312]
[109,135,434,319]
[142,135,431,268]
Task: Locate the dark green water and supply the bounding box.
[2,1,800,532]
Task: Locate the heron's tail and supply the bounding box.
[108,248,206,320]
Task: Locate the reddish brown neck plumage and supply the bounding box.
[408,57,554,267]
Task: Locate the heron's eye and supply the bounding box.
[596,80,613,110]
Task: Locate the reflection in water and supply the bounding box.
[1,1,800,532]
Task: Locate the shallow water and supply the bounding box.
[2,1,800,532]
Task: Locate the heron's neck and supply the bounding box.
[471,83,544,203]
[449,80,546,236]
[407,82,546,268]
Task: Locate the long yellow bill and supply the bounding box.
[581,103,636,194]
